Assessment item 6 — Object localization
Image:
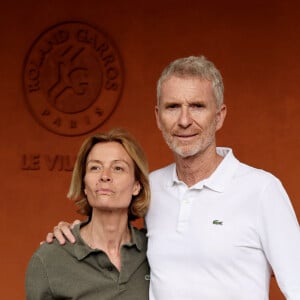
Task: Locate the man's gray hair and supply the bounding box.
[156,55,224,108]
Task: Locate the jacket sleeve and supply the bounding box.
[25,253,54,300]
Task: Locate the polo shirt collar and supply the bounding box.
[171,147,239,192]
[73,221,143,260]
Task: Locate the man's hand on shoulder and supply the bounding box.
[41,220,80,245]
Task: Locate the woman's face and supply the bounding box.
[84,141,140,213]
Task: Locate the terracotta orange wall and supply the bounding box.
[1,1,299,299]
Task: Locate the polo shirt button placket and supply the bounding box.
[118,283,127,291]
[176,192,193,233]
[107,266,114,272]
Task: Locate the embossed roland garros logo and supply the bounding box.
[23,21,124,136]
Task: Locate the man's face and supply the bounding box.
[155,76,226,158]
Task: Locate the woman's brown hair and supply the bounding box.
[67,128,150,221]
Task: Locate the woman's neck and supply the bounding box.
[80,210,131,271]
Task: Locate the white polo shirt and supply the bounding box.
[146,148,300,300]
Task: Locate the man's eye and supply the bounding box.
[166,104,179,109]
[191,103,204,108]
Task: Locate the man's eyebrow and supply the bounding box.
[163,100,179,106]
[187,99,205,104]
[163,100,205,106]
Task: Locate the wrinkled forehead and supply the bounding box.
[161,76,213,97]
[87,141,131,162]
[158,75,217,106]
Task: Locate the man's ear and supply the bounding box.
[216,104,227,131]
[155,105,162,130]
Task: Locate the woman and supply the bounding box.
[26,128,150,300]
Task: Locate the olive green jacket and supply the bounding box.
[26,223,149,299]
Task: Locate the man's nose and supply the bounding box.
[178,107,193,127]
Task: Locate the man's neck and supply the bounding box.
[175,147,223,187]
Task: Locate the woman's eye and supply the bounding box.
[90,165,100,171]
[114,166,124,172]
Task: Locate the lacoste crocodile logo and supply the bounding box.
[212,220,223,225]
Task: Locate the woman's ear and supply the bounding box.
[132,181,141,196]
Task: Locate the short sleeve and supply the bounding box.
[25,253,53,300]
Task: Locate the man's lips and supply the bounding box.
[174,133,198,139]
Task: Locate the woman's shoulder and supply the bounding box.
[31,238,72,261]
[131,225,147,236]
[130,225,148,249]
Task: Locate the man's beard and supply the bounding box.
[161,126,216,159]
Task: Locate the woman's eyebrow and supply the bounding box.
[86,159,130,166]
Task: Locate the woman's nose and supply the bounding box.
[99,170,111,182]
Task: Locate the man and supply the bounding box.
[48,56,300,299]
